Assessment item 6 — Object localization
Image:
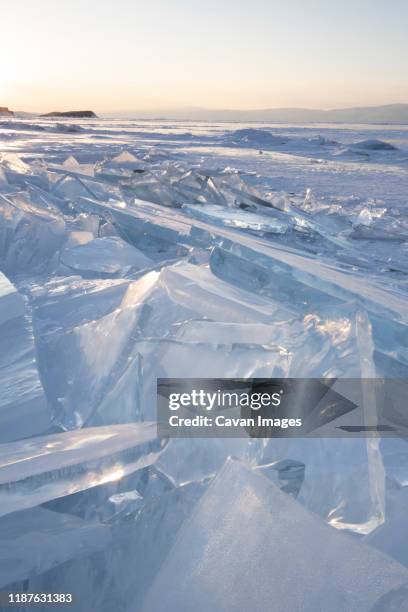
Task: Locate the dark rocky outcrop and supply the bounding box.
[41,110,97,118]
[0,107,13,116]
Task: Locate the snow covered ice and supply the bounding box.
[0,117,408,610]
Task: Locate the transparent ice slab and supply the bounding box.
[60,236,153,277]
[0,153,49,190]
[0,272,49,442]
[44,465,175,523]
[210,241,408,323]
[0,423,165,518]
[174,301,376,377]
[156,436,264,488]
[0,506,111,588]
[182,203,289,235]
[0,191,65,277]
[29,275,132,333]
[135,262,296,333]
[137,338,290,422]
[174,302,386,534]
[50,171,121,204]
[29,275,137,428]
[75,193,406,293]
[260,436,385,535]
[55,155,95,177]
[141,459,408,612]
[36,298,147,429]
[365,487,408,568]
[28,481,207,612]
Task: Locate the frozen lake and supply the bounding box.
[1,117,408,205]
[1,116,408,609]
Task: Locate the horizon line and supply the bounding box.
[4,102,408,116]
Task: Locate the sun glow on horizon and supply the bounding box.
[1,0,408,114]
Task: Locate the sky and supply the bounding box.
[1,0,407,113]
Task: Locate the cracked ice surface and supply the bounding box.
[0,118,408,609]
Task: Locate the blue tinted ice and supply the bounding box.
[141,459,408,612]
[0,272,49,442]
[0,120,408,606]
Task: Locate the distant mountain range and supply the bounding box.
[3,103,408,124]
[105,104,408,124]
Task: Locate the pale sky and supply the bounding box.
[1,0,407,113]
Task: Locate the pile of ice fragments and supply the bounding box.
[1,146,408,611]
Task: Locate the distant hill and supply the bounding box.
[41,110,97,118]
[108,104,408,124]
[3,104,408,124]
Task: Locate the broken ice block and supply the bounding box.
[365,486,408,568]
[255,458,305,497]
[254,303,387,535]
[0,192,65,276]
[24,271,144,428]
[44,464,175,523]
[36,299,146,428]
[0,423,165,518]
[0,506,111,588]
[137,338,290,423]
[136,262,295,334]
[29,275,131,333]
[0,153,46,189]
[380,438,408,487]
[210,238,408,323]
[28,481,207,612]
[182,203,288,235]
[60,236,153,277]
[100,150,145,175]
[141,459,408,612]
[174,320,293,344]
[174,301,375,378]
[45,472,169,530]
[260,436,386,535]
[50,169,122,203]
[0,272,49,442]
[167,303,384,533]
[157,436,264,487]
[60,155,95,177]
[29,269,177,429]
[27,274,144,428]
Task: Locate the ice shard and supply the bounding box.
[36,298,146,429]
[210,241,408,323]
[60,236,153,277]
[29,275,132,332]
[0,506,111,588]
[141,459,408,612]
[1,117,407,611]
[0,423,165,517]
[0,191,65,276]
[0,272,49,442]
[182,203,289,235]
[28,481,207,612]
[365,488,408,568]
